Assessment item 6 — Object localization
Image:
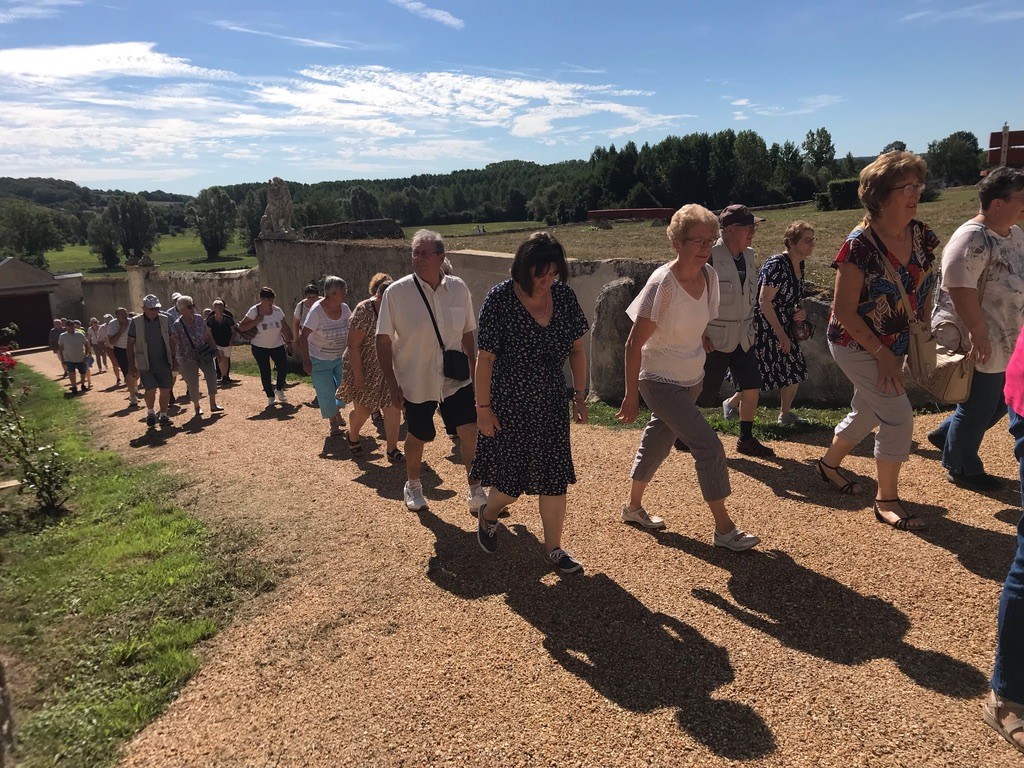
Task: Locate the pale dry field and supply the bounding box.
[21,351,1024,767]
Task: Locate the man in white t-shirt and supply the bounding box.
[377,229,486,513]
[929,166,1024,491]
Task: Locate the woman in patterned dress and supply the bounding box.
[754,220,814,426]
[337,273,403,461]
[473,232,590,574]
[817,151,938,531]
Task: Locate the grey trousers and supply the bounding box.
[829,341,913,462]
[178,356,218,403]
[631,378,731,502]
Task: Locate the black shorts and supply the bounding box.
[701,345,761,402]
[404,383,476,442]
[112,347,129,371]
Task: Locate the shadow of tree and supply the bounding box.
[636,531,987,698]
[418,509,777,760]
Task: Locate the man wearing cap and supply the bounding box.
[127,294,175,427]
[376,229,486,514]
[700,204,775,457]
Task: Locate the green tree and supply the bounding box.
[770,140,804,197]
[87,208,121,269]
[110,193,158,262]
[0,198,63,268]
[186,186,237,260]
[624,182,660,208]
[882,140,907,153]
[345,185,382,220]
[731,129,770,203]
[236,187,267,254]
[927,131,982,185]
[802,126,836,170]
[708,130,737,209]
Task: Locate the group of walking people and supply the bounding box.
[52,150,1024,758]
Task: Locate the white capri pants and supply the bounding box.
[829,341,914,463]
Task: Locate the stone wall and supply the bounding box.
[52,273,86,323]
[82,277,131,320]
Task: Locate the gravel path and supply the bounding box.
[22,351,1024,767]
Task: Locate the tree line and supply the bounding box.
[0,126,989,270]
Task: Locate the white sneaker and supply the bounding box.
[722,397,739,421]
[621,504,666,529]
[128,393,138,406]
[403,481,427,512]
[467,485,488,512]
[275,388,288,403]
[713,527,760,552]
[267,396,276,408]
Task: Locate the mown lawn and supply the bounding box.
[0,364,273,768]
[446,187,980,293]
[45,233,257,278]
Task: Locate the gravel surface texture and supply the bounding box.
[21,351,1024,767]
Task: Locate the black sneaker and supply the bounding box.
[477,506,500,554]
[946,470,1003,492]
[146,413,156,427]
[927,431,945,451]
[157,413,172,426]
[547,548,582,574]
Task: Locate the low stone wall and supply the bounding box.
[53,273,86,323]
[82,277,131,320]
[300,219,404,241]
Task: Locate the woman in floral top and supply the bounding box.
[817,151,938,531]
[170,295,223,418]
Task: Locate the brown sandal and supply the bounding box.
[347,438,364,457]
[983,691,1024,756]
[816,459,863,495]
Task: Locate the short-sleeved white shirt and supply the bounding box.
[302,300,351,360]
[627,263,720,387]
[243,305,288,349]
[58,330,89,362]
[105,318,129,349]
[376,273,477,403]
[932,221,1024,373]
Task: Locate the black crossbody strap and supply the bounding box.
[413,276,447,353]
[181,318,199,350]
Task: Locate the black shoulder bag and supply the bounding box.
[181,319,216,366]
[413,277,470,381]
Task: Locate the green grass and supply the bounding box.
[402,220,545,238]
[446,187,980,294]
[0,365,273,768]
[45,233,257,278]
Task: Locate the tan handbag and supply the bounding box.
[876,236,977,404]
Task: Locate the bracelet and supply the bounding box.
[476,403,491,408]
[871,341,883,355]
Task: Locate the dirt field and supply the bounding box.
[20,351,1024,767]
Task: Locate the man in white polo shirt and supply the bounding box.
[377,229,487,513]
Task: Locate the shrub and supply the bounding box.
[920,185,941,203]
[827,178,860,211]
[815,192,833,211]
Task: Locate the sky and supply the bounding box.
[0,0,1021,195]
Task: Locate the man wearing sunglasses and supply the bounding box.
[699,204,776,457]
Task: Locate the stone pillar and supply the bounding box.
[590,276,639,405]
[125,265,148,313]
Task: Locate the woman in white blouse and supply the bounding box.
[617,204,760,552]
[299,276,351,436]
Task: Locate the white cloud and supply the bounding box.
[0,0,82,24]
[899,1,1024,23]
[753,94,844,117]
[0,41,235,85]
[731,98,750,106]
[211,20,353,50]
[387,0,465,29]
[733,111,749,121]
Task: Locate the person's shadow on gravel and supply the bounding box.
[729,454,870,511]
[418,508,777,760]
[246,404,299,422]
[916,510,1019,583]
[640,532,987,698]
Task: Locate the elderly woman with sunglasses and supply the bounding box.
[817,151,938,531]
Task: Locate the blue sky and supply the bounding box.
[0,0,1021,194]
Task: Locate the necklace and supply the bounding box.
[514,284,553,325]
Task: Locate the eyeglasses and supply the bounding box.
[889,182,926,197]
[413,248,443,258]
[801,236,816,244]
[682,237,716,248]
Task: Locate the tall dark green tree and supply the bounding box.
[802,127,836,170]
[732,130,771,203]
[770,140,804,197]
[345,185,382,220]
[927,131,981,185]
[87,208,121,269]
[187,186,237,260]
[110,193,158,262]
[0,198,64,268]
[882,140,907,153]
[236,187,267,254]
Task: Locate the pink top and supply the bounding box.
[1004,324,1024,414]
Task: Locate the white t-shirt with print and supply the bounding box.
[932,221,1024,373]
[302,300,351,360]
[243,305,288,349]
[627,263,721,387]
[105,318,129,349]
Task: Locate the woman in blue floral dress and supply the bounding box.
[472,232,590,574]
[754,220,815,425]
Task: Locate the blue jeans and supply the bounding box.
[310,356,344,419]
[931,370,1007,476]
[992,407,1024,702]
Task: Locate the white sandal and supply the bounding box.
[982,691,1024,755]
